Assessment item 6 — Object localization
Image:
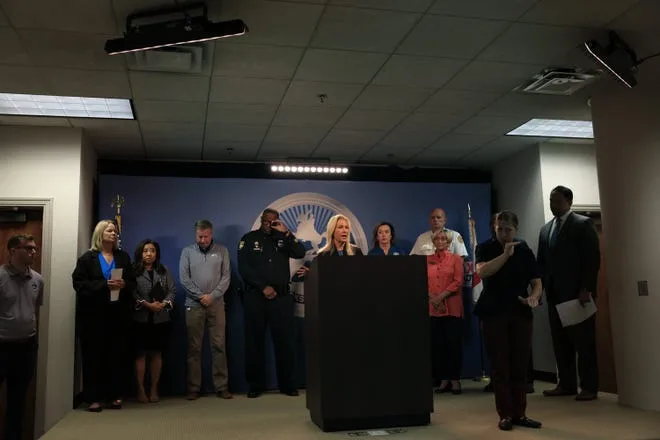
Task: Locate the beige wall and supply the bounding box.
[592,66,660,411]
[0,126,90,435]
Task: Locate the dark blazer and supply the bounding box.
[133,266,176,324]
[72,249,136,330]
[317,244,364,257]
[537,212,600,304]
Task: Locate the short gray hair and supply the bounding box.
[432,229,452,243]
[194,219,213,230]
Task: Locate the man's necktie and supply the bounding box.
[550,217,561,247]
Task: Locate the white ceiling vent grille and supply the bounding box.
[126,44,204,73]
[517,68,600,96]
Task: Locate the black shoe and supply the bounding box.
[543,387,577,397]
[526,383,535,394]
[435,383,451,394]
[281,389,299,397]
[513,417,542,429]
[498,417,513,431]
[247,391,262,398]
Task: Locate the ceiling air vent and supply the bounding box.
[516,68,600,96]
[126,44,204,73]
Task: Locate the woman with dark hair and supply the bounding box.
[132,239,176,403]
[475,211,542,431]
[368,221,406,255]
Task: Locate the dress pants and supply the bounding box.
[482,307,533,419]
[79,304,130,403]
[0,337,36,440]
[548,303,598,393]
[244,288,296,393]
[185,299,229,393]
[430,316,463,383]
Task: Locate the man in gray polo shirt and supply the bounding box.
[179,220,232,400]
[0,234,43,440]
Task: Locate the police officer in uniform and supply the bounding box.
[238,208,306,398]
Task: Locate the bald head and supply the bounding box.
[429,208,446,232]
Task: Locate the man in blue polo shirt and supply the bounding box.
[0,234,44,440]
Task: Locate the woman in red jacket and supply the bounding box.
[427,229,464,394]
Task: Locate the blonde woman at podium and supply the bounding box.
[317,214,364,257]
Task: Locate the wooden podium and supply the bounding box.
[304,255,432,432]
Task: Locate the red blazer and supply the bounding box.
[426,251,464,318]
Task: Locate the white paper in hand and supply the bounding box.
[555,296,597,327]
[110,268,123,302]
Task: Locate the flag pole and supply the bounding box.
[468,203,489,383]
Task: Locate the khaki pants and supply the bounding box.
[186,300,228,393]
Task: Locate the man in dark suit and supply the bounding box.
[537,186,600,401]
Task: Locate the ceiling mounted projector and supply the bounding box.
[105,1,248,55]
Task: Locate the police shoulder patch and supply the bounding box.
[239,241,245,250]
[457,235,463,244]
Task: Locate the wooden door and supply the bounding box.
[591,216,618,393]
[0,208,43,440]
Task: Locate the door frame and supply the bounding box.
[0,197,53,439]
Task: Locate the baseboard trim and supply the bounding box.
[533,370,558,384]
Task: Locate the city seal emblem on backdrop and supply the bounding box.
[252,192,368,317]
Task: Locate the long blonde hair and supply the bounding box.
[319,214,355,255]
[90,220,118,252]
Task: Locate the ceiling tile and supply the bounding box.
[204,124,268,143]
[71,119,141,135]
[429,0,538,20]
[134,100,207,123]
[43,68,131,98]
[18,30,124,71]
[140,122,204,141]
[0,27,30,64]
[145,144,202,161]
[452,115,529,136]
[417,89,501,114]
[477,23,592,65]
[319,128,386,147]
[312,146,372,160]
[263,126,328,145]
[203,141,260,161]
[220,0,324,47]
[213,43,304,79]
[335,109,408,131]
[111,0,179,33]
[519,0,639,27]
[480,92,592,120]
[294,49,388,84]
[443,61,546,92]
[372,55,467,88]
[378,127,442,149]
[610,0,660,33]
[330,0,434,12]
[311,6,420,53]
[259,143,316,158]
[406,150,464,166]
[282,81,364,107]
[360,145,424,164]
[0,65,50,95]
[397,15,508,59]
[206,103,277,125]
[352,85,435,111]
[2,0,116,34]
[395,111,467,133]
[272,105,346,128]
[426,133,497,152]
[209,77,289,104]
[93,143,145,159]
[0,116,71,127]
[129,72,210,102]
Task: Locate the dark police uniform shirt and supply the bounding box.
[474,238,540,319]
[238,228,306,294]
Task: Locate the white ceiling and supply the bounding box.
[0,0,657,169]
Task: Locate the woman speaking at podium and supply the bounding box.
[317,214,364,257]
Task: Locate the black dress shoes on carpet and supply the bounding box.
[281,389,299,397]
[247,391,262,398]
[498,417,513,431]
[513,417,542,429]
